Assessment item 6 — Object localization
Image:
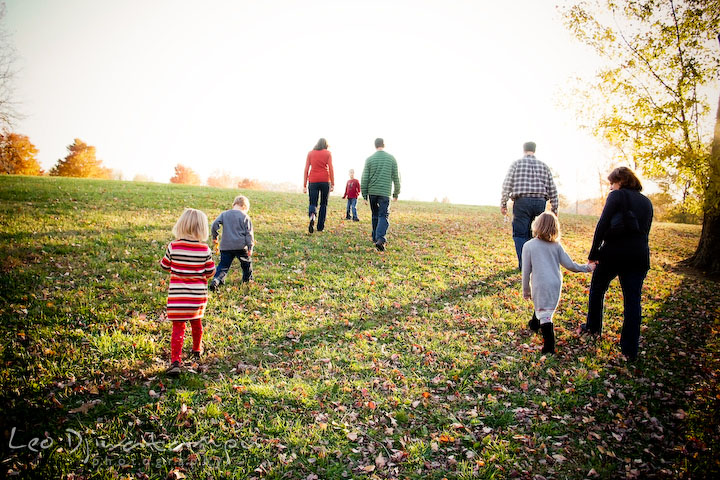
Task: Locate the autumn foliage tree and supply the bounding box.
[0,132,42,175]
[50,139,111,178]
[237,178,262,189]
[207,170,239,189]
[169,164,202,185]
[562,0,720,273]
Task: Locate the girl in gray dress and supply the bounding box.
[522,212,595,354]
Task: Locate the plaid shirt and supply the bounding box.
[500,154,558,212]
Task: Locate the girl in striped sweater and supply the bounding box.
[161,208,216,376]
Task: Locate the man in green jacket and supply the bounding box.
[361,138,401,251]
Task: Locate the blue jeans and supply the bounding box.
[308,182,330,231]
[214,250,253,283]
[346,198,358,219]
[369,195,390,244]
[586,263,647,359]
[512,197,547,270]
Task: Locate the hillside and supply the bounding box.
[0,175,718,479]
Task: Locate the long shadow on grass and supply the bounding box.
[625,274,720,477]
[210,267,520,378]
[556,271,720,479]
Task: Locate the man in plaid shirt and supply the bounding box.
[500,142,558,270]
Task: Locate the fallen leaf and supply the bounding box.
[69,400,100,414]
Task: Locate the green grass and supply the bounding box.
[1,175,719,479]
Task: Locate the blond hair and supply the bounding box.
[532,211,560,242]
[233,195,250,212]
[172,208,209,241]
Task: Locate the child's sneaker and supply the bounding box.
[209,279,220,292]
[166,361,182,377]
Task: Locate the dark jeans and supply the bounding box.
[346,198,358,219]
[214,250,253,283]
[369,195,390,244]
[512,197,547,270]
[308,182,330,231]
[586,262,648,358]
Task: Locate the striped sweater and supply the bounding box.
[361,150,400,199]
[160,239,216,321]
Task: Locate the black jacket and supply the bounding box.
[589,188,653,270]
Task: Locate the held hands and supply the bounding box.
[501,206,507,216]
[587,261,598,271]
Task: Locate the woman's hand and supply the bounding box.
[303,186,307,194]
[330,184,334,192]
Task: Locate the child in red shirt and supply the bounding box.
[342,169,361,221]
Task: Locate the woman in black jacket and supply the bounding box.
[582,167,653,361]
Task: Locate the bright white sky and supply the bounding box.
[7,0,614,206]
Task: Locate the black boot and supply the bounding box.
[528,312,540,332]
[540,322,555,354]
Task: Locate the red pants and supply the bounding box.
[170,319,203,363]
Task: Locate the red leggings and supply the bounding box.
[170,319,203,363]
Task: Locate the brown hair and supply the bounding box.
[532,211,560,242]
[608,166,643,191]
[314,138,328,150]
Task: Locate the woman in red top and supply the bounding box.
[303,138,335,233]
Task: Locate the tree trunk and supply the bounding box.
[687,86,720,275]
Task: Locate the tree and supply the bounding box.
[0,132,41,175]
[688,83,720,272]
[237,178,261,189]
[207,170,239,189]
[50,139,111,178]
[562,0,720,273]
[133,174,154,182]
[0,4,18,129]
[170,164,201,185]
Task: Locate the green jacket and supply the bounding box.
[361,150,400,199]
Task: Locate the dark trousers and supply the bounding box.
[214,250,253,283]
[308,182,330,232]
[369,195,390,244]
[512,197,547,270]
[586,263,647,358]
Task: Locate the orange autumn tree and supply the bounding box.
[207,170,239,189]
[170,164,202,185]
[0,132,42,175]
[50,138,111,178]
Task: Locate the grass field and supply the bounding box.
[1,175,719,479]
